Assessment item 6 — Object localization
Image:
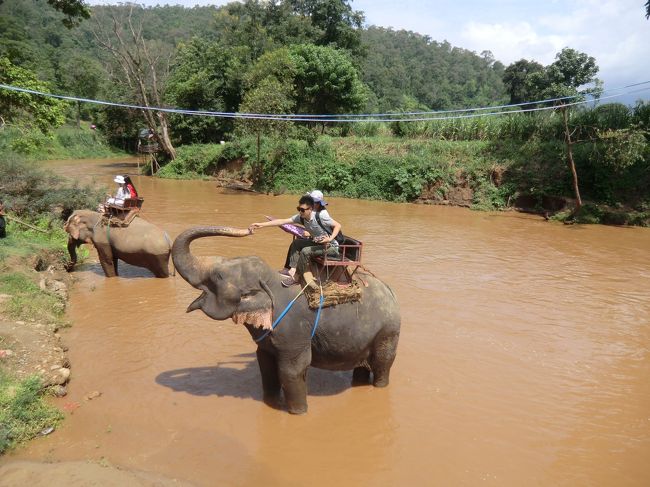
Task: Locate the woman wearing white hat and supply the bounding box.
[106,175,130,206]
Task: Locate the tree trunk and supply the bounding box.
[76,100,81,129]
[562,106,582,213]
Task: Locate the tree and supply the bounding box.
[92,4,176,161]
[287,0,365,55]
[58,54,103,128]
[236,77,295,183]
[533,48,600,216]
[45,0,90,27]
[165,38,246,144]
[502,59,544,105]
[289,44,367,123]
[0,57,66,133]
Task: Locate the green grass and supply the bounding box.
[0,370,64,454]
[0,223,75,325]
[0,124,126,160]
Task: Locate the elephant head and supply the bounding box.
[64,210,98,243]
[64,210,100,270]
[172,227,276,328]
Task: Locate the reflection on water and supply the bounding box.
[7,157,650,486]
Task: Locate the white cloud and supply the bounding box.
[459,21,564,66]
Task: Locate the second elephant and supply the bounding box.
[64,209,171,278]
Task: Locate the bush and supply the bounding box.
[158,144,225,179]
[0,154,104,219]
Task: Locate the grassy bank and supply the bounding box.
[0,223,71,454]
[0,123,126,161]
[0,157,100,454]
[158,133,650,225]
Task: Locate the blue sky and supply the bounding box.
[87,0,650,103]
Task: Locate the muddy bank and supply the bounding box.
[0,460,194,486]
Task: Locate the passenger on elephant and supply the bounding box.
[98,175,130,212]
[278,189,331,275]
[123,175,138,199]
[249,194,341,288]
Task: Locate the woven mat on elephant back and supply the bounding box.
[305,279,362,309]
[100,212,139,228]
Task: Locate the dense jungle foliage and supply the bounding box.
[0,0,649,224]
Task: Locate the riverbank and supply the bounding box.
[0,224,73,454]
[156,135,650,226]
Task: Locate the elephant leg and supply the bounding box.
[256,348,281,408]
[95,244,117,277]
[370,334,399,388]
[352,366,371,386]
[278,351,311,415]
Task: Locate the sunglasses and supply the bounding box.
[297,206,311,212]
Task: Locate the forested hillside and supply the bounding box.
[1,0,648,225]
[361,27,506,111]
[0,0,506,115]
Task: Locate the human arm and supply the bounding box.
[314,218,342,243]
[249,217,295,231]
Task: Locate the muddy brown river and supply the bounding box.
[4,157,650,486]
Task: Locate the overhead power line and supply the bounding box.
[0,81,649,123]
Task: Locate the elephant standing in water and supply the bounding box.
[64,210,171,278]
[172,226,401,414]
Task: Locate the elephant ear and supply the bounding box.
[65,214,81,240]
[231,279,274,330]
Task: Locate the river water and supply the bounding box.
[7,158,650,486]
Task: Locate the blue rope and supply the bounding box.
[311,292,325,339]
[254,283,309,343]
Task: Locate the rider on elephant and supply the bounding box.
[249,195,342,289]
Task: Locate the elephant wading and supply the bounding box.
[65,210,171,278]
[172,226,401,414]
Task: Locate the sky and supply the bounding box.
[87,0,650,103]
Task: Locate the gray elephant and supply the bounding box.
[64,209,171,278]
[172,226,401,414]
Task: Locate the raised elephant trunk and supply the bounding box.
[171,226,252,288]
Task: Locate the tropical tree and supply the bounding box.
[287,0,365,55]
[165,38,246,144]
[530,48,604,215]
[289,43,367,124]
[502,59,544,105]
[236,77,295,182]
[91,4,177,160]
[0,57,66,133]
[58,54,103,128]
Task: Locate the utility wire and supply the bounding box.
[0,81,649,123]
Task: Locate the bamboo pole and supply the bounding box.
[5,215,49,234]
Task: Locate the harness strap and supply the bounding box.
[254,282,310,343]
[311,284,325,338]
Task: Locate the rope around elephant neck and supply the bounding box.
[311,283,325,339]
[254,282,311,343]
